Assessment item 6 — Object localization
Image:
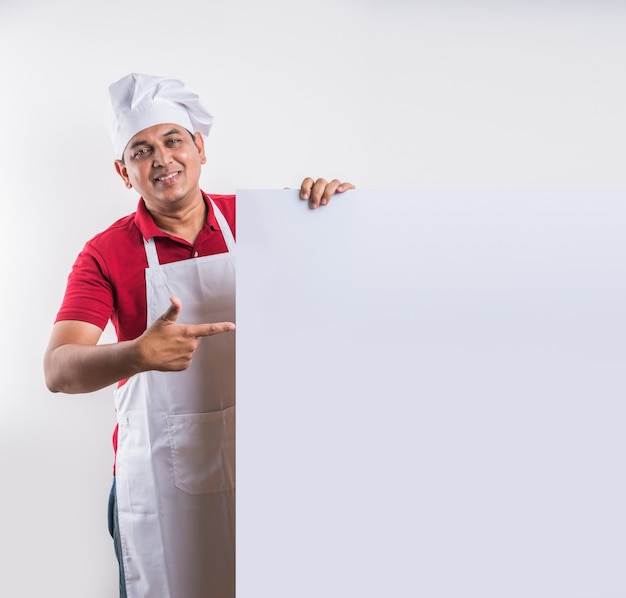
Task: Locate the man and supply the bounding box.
[43,73,354,598]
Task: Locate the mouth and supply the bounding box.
[154,171,181,183]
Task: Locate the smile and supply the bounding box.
[155,172,180,182]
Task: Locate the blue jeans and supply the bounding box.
[107,478,127,598]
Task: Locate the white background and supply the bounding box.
[0,1,625,596]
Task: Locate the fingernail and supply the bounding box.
[337,185,344,192]
[302,193,309,200]
[321,198,328,206]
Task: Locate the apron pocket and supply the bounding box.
[166,406,235,495]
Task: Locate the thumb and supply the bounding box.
[160,296,182,324]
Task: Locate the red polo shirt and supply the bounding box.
[55,192,235,341]
[55,192,235,473]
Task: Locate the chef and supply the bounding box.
[44,72,354,598]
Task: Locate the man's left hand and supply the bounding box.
[300,177,355,209]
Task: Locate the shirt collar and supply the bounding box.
[134,191,218,245]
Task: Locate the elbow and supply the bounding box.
[43,352,64,394]
[45,377,61,394]
[43,367,61,394]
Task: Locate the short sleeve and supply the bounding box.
[54,242,115,330]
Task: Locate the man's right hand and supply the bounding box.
[135,296,235,372]
[44,296,235,394]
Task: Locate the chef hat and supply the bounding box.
[107,73,214,158]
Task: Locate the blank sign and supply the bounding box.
[236,189,626,598]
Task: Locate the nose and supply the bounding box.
[152,144,173,167]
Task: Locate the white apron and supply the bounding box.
[114,199,236,598]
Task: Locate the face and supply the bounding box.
[114,123,206,213]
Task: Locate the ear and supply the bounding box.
[193,132,207,165]
[114,160,133,188]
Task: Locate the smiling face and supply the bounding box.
[114,123,207,215]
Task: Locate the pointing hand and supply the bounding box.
[136,296,235,372]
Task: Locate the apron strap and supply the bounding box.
[143,236,160,268]
[208,197,236,253]
[142,197,235,267]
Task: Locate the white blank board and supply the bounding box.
[236,189,626,598]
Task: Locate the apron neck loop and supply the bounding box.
[143,237,160,268]
[208,197,236,253]
[142,197,235,270]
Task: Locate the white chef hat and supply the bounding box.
[107,73,214,159]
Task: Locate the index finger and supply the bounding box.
[299,177,315,201]
[187,322,236,337]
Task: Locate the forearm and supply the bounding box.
[44,298,233,394]
[44,340,143,394]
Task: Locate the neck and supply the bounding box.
[149,193,207,245]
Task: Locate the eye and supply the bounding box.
[132,147,151,160]
[166,137,182,146]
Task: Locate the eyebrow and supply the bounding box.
[128,128,184,150]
